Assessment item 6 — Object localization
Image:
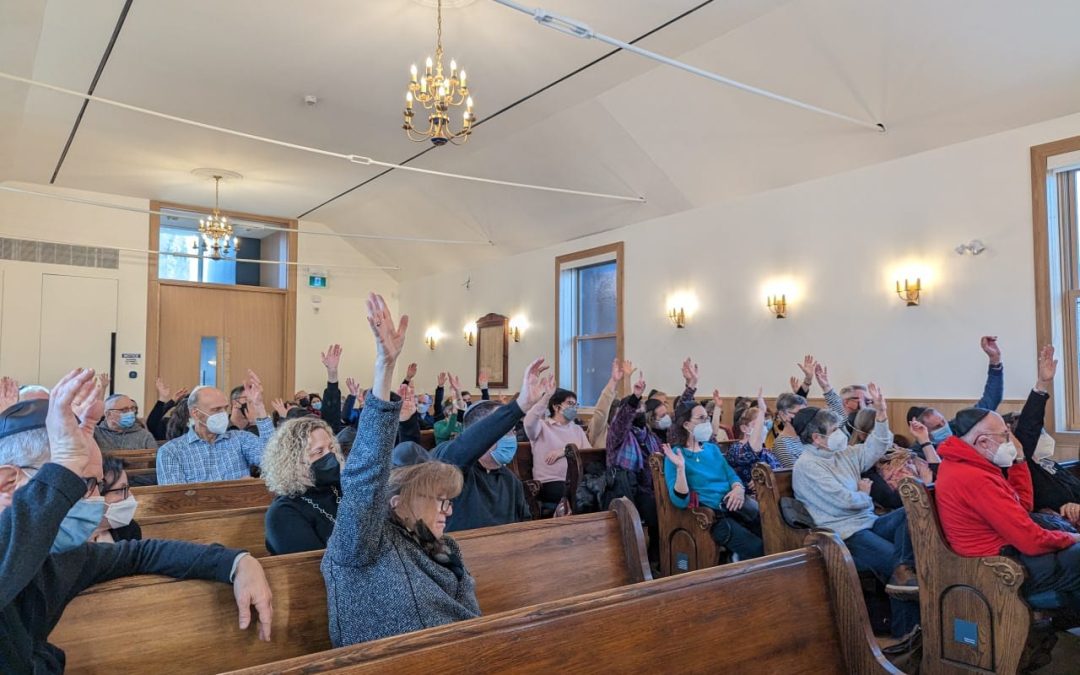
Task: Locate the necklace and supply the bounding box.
[301,485,340,525]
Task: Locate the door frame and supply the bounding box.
[146,200,297,407]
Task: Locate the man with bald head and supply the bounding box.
[94,394,157,450]
[156,371,273,484]
[936,404,1080,612]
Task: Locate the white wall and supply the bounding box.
[293,221,399,394]
[0,182,149,400]
[397,110,1080,400]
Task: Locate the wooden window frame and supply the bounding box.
[146,200,297,407]
[554,242,624,397]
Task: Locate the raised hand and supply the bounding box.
[663,443,685,469]
[244,370,267,418]
[814,362,831,392]
[398,383,416,421]
[95,373,110,400]
[437,372,448,387]
[867,382,887,421]
[0,376,19,414]
[1037,344,1058,390]
[789,376,801,393]
[405,362,418,383]
[909,418,930,445]
[346,377,360,397]
[478,366,490,389]
[681,357,699,389]
[757,386,766,408]
[73,376,104,428]
[448,373,462,394]
[622,359,635,380]
[517,357,551,412]
[232,555,274,642]
[173,386,190,403]
[270,398,288,418]
[154,376,172,403]
[633,373,647,398]
[796,355,816,383]
[366,292,408,365]
[47,369,99,478]
[610,358,624,384]
[981,336,1002,366]
[321,344,343,382]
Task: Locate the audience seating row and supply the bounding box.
[51,499,651,674]
[132,478,273,518]
[103,448,157,469]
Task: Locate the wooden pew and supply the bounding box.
[227,532,900,675]
[52,499,651,674]
[898,478,1056,674]
[418,428,435,449]
[139,506,270,558]
[751,463,813,555]
[102,448,157,469]
[132,478,272,518]
[648,452,722,576]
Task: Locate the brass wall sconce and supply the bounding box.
[668,307,687,329]
[767,294,787,319]
[896,278,921,306]
[463,322,476,346]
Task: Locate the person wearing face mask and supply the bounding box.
[227,386,259,434]
[93,394,157,451]
[156,370,274,485]
[525,387,592,508]
[723,390,779,498]
[791,384,921,639]
[665,403,763,561]
[90,456,141,543]
[1,369,276,672]
[935,401,1080,615]
[262,417,344,555]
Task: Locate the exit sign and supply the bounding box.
[308,275,327,288]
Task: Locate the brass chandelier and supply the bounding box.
[195,175,237,259]
[403,0,474,145]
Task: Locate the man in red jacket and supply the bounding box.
[936,407,1080,609]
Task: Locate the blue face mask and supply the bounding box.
[312,401,322,412]
[52,497,107,553]
[417,403,431,415]
[490,435,519,465]
[763,418,774,433]
[561,406,578,421]
[118,412,137,429]
[348,408,360,425]
[930,424,953,444]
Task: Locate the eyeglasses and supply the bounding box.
[103,484,131,500]
[107,406,138,415]
[423,495,453,513]
[978,431,1012,442]
[83,477,106,496]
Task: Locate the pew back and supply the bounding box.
[751,463,813,555]
[52,500,650,674]
[103,448,157,469]
[226,532,899,675]
[139,506,269,558]
[132,478,272,518]
[648,452,721,576]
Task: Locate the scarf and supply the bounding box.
[389,512,465,579]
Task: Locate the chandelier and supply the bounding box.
[195,175,237,260]
[403,0,475,145]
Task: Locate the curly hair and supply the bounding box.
[261,417,342,497]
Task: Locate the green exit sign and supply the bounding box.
[308,275,327,288]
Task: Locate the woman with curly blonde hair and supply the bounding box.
[262,417,343,555]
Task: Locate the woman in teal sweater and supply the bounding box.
[664,403,763,560]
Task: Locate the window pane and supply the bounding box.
[158,227,199,282]
[199,336,218,387]
[575,336,616,406]
[577,262,616,336]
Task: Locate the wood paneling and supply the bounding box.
[131,478,272,518]
[140,506,269,558]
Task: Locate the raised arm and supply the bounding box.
[607,373,645,464]
[815,363,846,419]
[748,388,766,452]
[710,390,725,441]
[478,367,491,401]
[320,344,344,433]
[975,335,1004,411]
[663,444,690,508]
[1018,345,1055,458]
[240,370,273,467]
[328,293,407,567]
[432,372,447,422]
[676,358,699,411]
[523,376,556,442]
[857,383,893,471]
[589,358,629,447]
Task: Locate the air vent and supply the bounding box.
[0,238,120,270]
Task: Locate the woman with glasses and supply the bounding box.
[261,417,343,555]
[90,456,141,542]
[664,403,764,560]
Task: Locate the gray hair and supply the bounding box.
[18,385,50,400]
[0,428,51,469]
[104,393,132,409]
[839,385,867,397]
[188,386,213,410]
[798,409,842,445]
[776,393,807,414]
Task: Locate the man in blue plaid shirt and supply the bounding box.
[156,370,274,484]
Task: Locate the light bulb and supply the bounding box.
[426,56,433,70]
[410,64,418,81]
[460,69,467,87]
[466,96,473,109]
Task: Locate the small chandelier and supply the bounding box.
[403,0,475,145]
[195,175,237,260]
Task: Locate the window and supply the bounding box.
[556,243,623,406]
[156,209,287,288]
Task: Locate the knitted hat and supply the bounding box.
[906,406,928,423]
[951,408,991,438]
[0,399,48,440]
[791,406,821,437]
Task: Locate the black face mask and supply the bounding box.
[311,453,340,487]
[632,412,647,428]
[299,397,311,408]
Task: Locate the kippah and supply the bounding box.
[951,408,991,437]
[392,441,431,467]
[0,399,48,440]
[791,406,821,437]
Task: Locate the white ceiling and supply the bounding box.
[3,0,1080,279]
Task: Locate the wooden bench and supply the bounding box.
[418,428,435,449]
[648,452,722,576]
[132,478,272,518]
[52,499,651,674]
[898,478,1058,674]
[139,506,270,557]
[751,462,813,555]
[102,448,157,469]
[511,443,591,518]
[226,532,900,675]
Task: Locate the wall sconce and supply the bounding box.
[766,294,787,319]
[954,239,987,256]
[667,307,686,328]
[423,328,442,350]
[509,315,527,342]
[463,322,476,346]
[896,278,922,307]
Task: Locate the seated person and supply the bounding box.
[433,401,462,444]
[791,385,919,638]
[164,398,191,441]
[94,394,157,450]
[773,358,848,467]
[156,371,273,484]
[664,403,763,560]
[0,370,273,672]
[525,387,591,506]
[723,389,779,497]
[849,408,935,510]
[146,377,188,441]
[228,385,259,434]
[262,417,343,555]
[586,358,633,448]
[90,456,141,543]
[323,293,486,646]
[936,403,1080,612]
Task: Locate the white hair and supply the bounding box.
[188,386,214,410]
[0,428,50,468]
[18,385,50,400]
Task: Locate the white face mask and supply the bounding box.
[1033,433,1056,463]
[105,495,138,528]
[656,415,672,430]
[991,440,1019,467]
[826,429,848,452]
[204,411,230,435]
[691,422,712,443]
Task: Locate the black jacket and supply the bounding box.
[265,486,339,555]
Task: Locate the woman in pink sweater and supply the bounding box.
[525,388,592,506]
